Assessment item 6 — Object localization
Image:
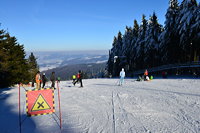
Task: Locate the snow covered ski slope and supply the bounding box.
[0,78,200,133]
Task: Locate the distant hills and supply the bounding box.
[26,50,108,80]
[43,62,107,80]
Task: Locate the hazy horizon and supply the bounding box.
[26,49,109,56]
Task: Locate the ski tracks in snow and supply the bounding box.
[3,79,200,133]
[111,90,149,133]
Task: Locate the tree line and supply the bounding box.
[107,0,200,77]
[0,27,39,88]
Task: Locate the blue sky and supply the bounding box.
[1,0,182,51]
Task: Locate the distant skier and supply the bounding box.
[57,76,61,83]
[50,71,56,89]
[74,70,83,87]
[119,68,125,86]
[35,71,41,89]
[162,71,167,78]
[144,69,148,81]
[72,75,76,85]
[42,73,48,88]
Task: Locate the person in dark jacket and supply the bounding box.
[42,73,48,88]
[74,70,83,87]
[50,71,56,88]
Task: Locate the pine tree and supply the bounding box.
[107,0,200,76]
[160,0,180,64]
[135,15,148,69]
[122,26,133,72]
[177,0,198,62]
[0,29,30,88]
[107,50,113,76]
[145,12,162,68]
[170,0,179,9]
[28,52,39,84]
[122,26,132,56]
[116,31,123,56]
[191,2,200,61]
[129,19,139,71]
[107,35,118,76]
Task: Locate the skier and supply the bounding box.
[57,76,61,83]
[35,71,41,89]
[74,70,83,87]
[144,69,148,81]
[72,75,76,85]
[42,73,48,88]
[162,71,167,78]
[50,71,56,89]
[119,68,125,86]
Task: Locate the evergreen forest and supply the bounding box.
[107,0,200,76]
[0,28,39,88]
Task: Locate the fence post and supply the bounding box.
[18,84,22,133]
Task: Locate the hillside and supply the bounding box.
[26,50,108,71]
[42,62,107,80]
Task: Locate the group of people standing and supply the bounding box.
[34,70,84,89]
[35,71,56,89]
[34,68,152,89]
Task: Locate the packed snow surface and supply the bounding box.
[1,78,200,133]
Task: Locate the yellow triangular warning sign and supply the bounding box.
[31,94,51,111]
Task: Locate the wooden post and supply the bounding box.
[18,84,22,133]
[57,81,62,130]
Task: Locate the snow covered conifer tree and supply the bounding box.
[0,29,29,88]
[191,2,200,61]
[160,0,180,64]
[129,19,139,71]
[177,0,199,62]
[135,15,148,69]
[106,50,114,76]
[108,36,117,76]
[108,32,123,77]
[121,26,133,72]
[116,31,123,56]
[145,12,162,68]
[122,26,133,57]
[28,52,39,84]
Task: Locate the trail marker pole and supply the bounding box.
[57,81,62,130]
[18,84,22,133]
